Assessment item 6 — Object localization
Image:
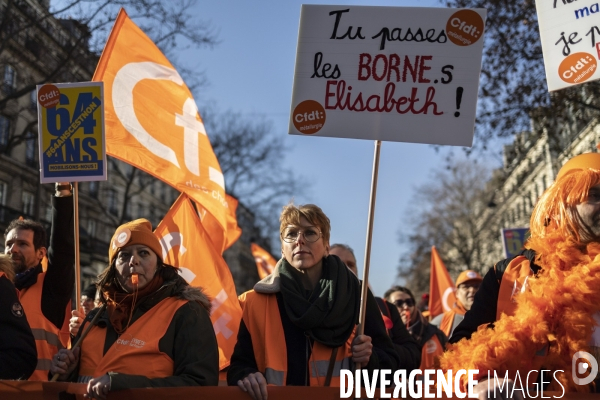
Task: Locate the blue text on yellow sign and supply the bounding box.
[38,82,106,183]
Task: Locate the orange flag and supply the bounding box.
[93,9,228,232]
[154,193,242,369]
[428,246,456,319]
[224,195,242,250]
[197,194,242,254]
[251,243,277,280]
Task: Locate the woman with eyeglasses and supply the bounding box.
[384,286,447,371]
[228,203,402,400]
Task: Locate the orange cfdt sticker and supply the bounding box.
[37,84,61,108]
[292,100,326,135]
[446,10,484,47]
[559,52,597,84]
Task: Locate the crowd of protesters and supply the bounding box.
[3,152,600,399]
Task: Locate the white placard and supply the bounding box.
[536,0,600,91]
[288,5,486,146]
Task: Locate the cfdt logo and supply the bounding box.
[572,351,598,385]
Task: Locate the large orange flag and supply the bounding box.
[93,9,228,232]
[154,193,242,369]
[429,246,456,319]
[197,194,242,254]
[251,243,277,280]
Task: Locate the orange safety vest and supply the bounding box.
[419,333,444,371]
[239,290,355,387]
[439,302,466,338]
[19,272,70,381]
[78,296,187,383]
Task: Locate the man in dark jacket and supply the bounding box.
[5,182,74,380]
[0,256,37,380]
[330,243,421,371]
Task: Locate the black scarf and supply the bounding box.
[278,255,360,347]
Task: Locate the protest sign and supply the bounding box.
[501,227,530,259]
[289,5,486,146]
[535,0,600,91]
[37,82,106,183]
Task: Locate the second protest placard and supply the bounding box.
[289,5,486,146]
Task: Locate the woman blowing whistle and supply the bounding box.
[50,219,219,399]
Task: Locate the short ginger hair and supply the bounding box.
[279,203,331,244]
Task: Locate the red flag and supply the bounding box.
[93,9,228,232]
[428,246,456,319]
[154,194,241,369]
[251,243,277,280]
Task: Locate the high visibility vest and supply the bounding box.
[419,333,444,371]
[19,272,69,381]
[78,296,187,383]
[239,290,355,387]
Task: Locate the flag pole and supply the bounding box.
[73,182,81,311]
[358,140,381,338]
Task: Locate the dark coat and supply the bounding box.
[0,274,37,379]
[228,284,418,385]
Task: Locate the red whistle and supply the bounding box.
[131,274,139,285]
[405,310,411,328]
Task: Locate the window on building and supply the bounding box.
[25,131,36,166]
[30,90,37,110]
[22,191,35,216]
[0,181,7,206]
[88,181,98,198]
[45,203,52,222]
[107,190,118,216]
[125,201,133,220]
[0,115,10,146]
[87,219,97,238]
[3,65,16,94]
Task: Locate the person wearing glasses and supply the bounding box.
[430,270,482,339]
[384,286,447,371]
[228,203,402,400]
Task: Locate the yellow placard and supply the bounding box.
[37,82,106,183]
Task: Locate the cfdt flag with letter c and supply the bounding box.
[429,246,456,319]
[154,193,242,369]
[93,9,228,232]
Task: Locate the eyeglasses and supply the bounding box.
[393,299,415,308]
[281,227,322,243]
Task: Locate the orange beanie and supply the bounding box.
[109,218,162,263]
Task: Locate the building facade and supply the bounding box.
[475,117,600,269]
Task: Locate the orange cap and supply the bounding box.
[556,152,600,180]
[455,270,482,287]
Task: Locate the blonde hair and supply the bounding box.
[0,254,15,282]
[279,203,331,244]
